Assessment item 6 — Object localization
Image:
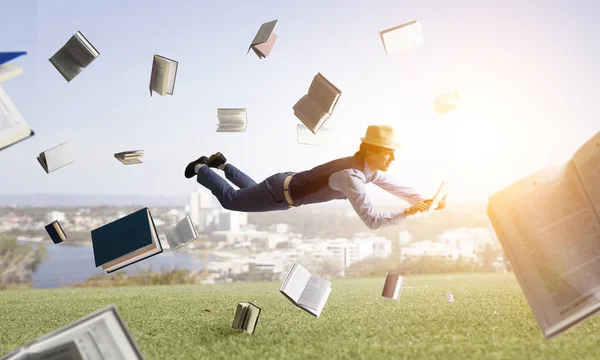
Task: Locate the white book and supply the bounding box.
[488,131,600,339]
[433,90,460,115]
[114,150,144,165]
[280,262,332,318]
[379,20,423,56]
[37,142,75,174]
[446,291,454,304]
[427,180,447,214]
[49,31,99,82]
[164,216,198,251]
[217,108,247,132]
[0,85,34,152]
[297,124,333,146]
[381,272,405,300]
[149,55,178,96]
[1,306,143,360]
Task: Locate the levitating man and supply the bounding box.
[184,125,446,230]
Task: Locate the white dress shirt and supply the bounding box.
[328,160,426,230]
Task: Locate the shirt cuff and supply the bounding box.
[392,211,407,224]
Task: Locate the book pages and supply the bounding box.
[298,276,331,312]
[571,131,600,217]
[217,108,247,132]
[0,85,33,151]
[151,57,170,96]
[253,32,278,58]
[249,19,278,52]
[165,216,198,251]
[308,73,341,114]
[0,64,24,83]
[14,306,142,359]
[433,90,460,115]
[280,263,312,303]
[488,163,600,338]
[380,20,423,56]
[293,95,328,134]
[427,181,446,214]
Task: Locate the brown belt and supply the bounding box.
[283,175,295,207]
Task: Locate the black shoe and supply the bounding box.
[184,156,208,178]
[208,152,227,169]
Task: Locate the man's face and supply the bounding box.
[368,148,396,172]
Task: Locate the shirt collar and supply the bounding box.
[363,159,376,181]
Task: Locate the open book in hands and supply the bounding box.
[280,262,332,318]
[488,131,600,339]
[427,181,447,214]
[293,73,341,135]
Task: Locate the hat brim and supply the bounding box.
[361,138,401,150]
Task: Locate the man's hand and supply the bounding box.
[404,201,429,217]
[423,195,448,211]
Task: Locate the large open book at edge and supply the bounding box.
[293,73,341,135]
[280,262,332,317]
[0,85,34,152]
[487,131,600,339]
[0,305,143,360]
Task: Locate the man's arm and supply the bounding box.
[329,170,407,230]
[371,171,427,205]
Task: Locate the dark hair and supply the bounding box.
[354,142,392,158]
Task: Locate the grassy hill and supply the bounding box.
[1,273,598,360]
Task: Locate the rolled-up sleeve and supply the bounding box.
[371,172,426,205]
[329,170,406,230]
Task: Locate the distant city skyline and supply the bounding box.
[1,0,598,207]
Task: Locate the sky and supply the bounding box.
[0,0,598,207]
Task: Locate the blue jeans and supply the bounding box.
[196,164,293,212]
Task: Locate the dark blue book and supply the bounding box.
[0,51,27,65]
[91,207,162,273]
[45,220,66,244]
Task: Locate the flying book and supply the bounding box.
[114,150,144,165]
[217,108,247,132]
[487,131,600,339]
[280,262,332,318]
[45,220,67,244]
[297,124,333,146]
[0,51,27,83]
[247,20,278,59]
[379,20,423,56]
[91,207,163,273]
[381,272,405,300]
[232,302,261,334]
[427,180,447,214]
[433,90,460,115]
[0,85,34,152]
[49,31,99,82]
[37,142,75,174]
[293,73,341,134]
[164,216,198,251]
[149,54,178,96]
[0,305,143,360]
[446,291,454,304]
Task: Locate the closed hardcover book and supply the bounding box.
[45,221,67,244]
[91,208,163,273]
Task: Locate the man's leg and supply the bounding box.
[195,166,287,212]
[222,163,257,189]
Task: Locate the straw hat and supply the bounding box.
[360,125,401,150]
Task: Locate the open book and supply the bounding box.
[37,142,76,174]
[379,20,423,56]
[487,131,600,339]
[49,31,99,82]
[427,180,447,214]
[0,85,34,152]
[114,150,144,165]
[217,108,247,132]
[293,73,341,134]
[232,302,261,334]
[0,52,27,83]
[164,216,198,251]
[248,20,278,59]
[149,55,178,96]
[280,262,332,318]
[381,272,405,300]
[1,305,143,360]
[433,90,460,115]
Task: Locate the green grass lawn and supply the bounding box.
[1,273,599,360]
